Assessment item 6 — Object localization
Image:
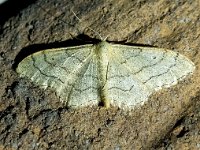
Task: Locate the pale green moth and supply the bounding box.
[16,40,195,109]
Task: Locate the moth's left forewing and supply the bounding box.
[105,43,195,109]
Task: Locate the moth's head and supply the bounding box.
[96,41,110,49]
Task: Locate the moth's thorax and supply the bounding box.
[95,41,111,52]
[94,41,110,69]
[94,41,111,107]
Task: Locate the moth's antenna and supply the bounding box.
[103,36,108,41]
[35,3,85,41]
[71,10,103,41]
[35,3,104,41]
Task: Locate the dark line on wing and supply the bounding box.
[74,86,98,93]
[132,51,166,75]
[64,50,84,63]
[31,55,64,84]
[43,51,70,74]
[143,52,179,84]
[121,48,142,64]
[108,84,135,92]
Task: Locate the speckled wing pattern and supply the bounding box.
[16,41,195,109]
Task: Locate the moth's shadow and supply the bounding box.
[13,34,99,70]
[13,34,155,70]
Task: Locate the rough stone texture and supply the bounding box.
[0,0,200,149]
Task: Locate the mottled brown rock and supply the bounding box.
[0,0,200,149]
